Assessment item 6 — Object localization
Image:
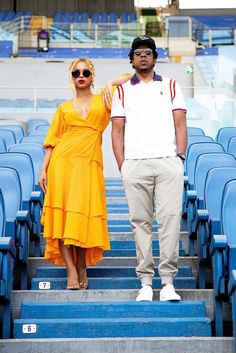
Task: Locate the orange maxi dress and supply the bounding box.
[41,94,111,266]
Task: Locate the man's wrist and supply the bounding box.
[177,153,186,161]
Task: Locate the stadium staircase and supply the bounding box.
[0,178,234,353]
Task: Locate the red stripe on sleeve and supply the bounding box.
[172,80,176,101]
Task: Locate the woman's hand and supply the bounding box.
[103,81,113,108]
[38,170,47,193]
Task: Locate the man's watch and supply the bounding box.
[177,153,186,161]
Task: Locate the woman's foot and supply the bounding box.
[78,266,88,290]
[76,247,88,290]
[67,268,80,290]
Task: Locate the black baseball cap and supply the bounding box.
[131,35,156,51]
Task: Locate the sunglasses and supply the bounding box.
[71,69,91,78]
[134,48,153,56]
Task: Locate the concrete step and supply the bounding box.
[14,317,211,339]
[12,289,216,320]
[19,301,207,319]
[28,256,199,281]
[35,266,192,278]
[31,276,196,290]
[0,337,234,353]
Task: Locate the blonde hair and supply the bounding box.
[69,58,96,84]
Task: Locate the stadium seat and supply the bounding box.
[0,125,24,143]
[0,167,30,289]
[0,153,43,257]
[21,136,45,145]
[210,179,236,336]
[182,142,224,222]
[0,234,16,338]
[197,166,236,288]
[9,143,45,190]
[188,127,205,136]
[0,129,16,149]
[27,119,49,132]
[0,137,6,152]
[215,127,236,152]
[187,152,236,255]
[228,270,236,351]
[227,136,236,156]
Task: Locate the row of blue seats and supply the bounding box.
[0,119,50,338]
[53,11,137,24]
[0,98,65,108]
[192,15,236,29]
[0,11,32,22]
[181,128,236,338]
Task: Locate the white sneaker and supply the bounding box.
[160,284,181,301]
[136,285,153,301]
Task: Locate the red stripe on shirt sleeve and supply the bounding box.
[172,80,176,101]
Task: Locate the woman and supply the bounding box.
[38,58,129,290]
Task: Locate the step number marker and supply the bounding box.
[22,324,37,334]
[39,281,51,289]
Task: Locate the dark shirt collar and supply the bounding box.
[130,72,162,85]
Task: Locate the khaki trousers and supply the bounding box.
[121,157,184,286]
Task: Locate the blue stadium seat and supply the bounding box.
[0,125,24,143]
[210,179,236,336]
[0,235,16,338]
[0,137,6,152]
[129,12,137,23]
[186,152,236,255]
[92,12,100,24]
[120,12,128,24]
[9,143,45,190]
[27,119,49,132]
[228,270,236,351]
[0,129,16,149]
[182,142,224,222]
[197,166,236,288]
[0,167,30,289]
[21,136,45,145]
[227,136,236,156]
[29,130,47,137]
[0,153,43,257]
[215,127,236,152]
[109,12,117,23]
[36,125,49,133]
[188,127,205,136]
[80,12,88,23]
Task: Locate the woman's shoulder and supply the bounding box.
[60,100,72,107]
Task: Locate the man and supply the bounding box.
[111,35,187,302]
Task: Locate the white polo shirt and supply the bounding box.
[111,73,187,159]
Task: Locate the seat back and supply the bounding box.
[194,153,236,200]
[28,130,47,137]
[36,125,49,133]
[0,188,5,236]
[0,167,22,222]
[27,119,49,132]
[186,142,224,187]
[215,127,236,151]
[204,166,236,220]
[221,179,236,244]
[0,129,16,149]
[227,136,236,156]
[188,127,205,136]
[185,136,214,173]
[0,137,7,152]
[20,136,44,145]
[221,179,236,276]
[9,143,45,185]
[0,152,34,204]
[0,125,24,143]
